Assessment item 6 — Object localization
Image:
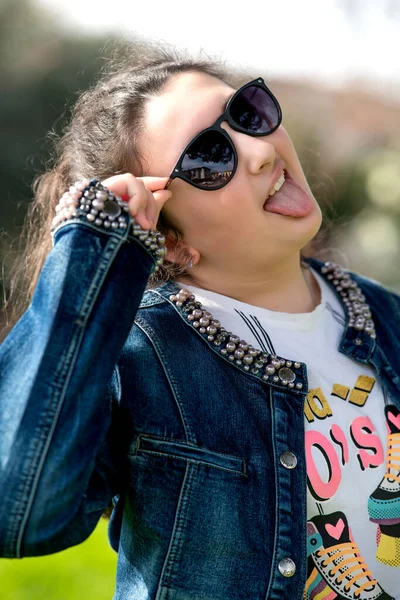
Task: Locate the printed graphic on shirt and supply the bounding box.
[231,301,400,598]
[304,379,400,600]
[306,511,392,599]
[368,405,400,568]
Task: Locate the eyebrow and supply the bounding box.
[177,89,236,157]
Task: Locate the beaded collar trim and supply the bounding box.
[320,261,376,339]
[162,261,376,394]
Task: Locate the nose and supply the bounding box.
[222,122,276,176]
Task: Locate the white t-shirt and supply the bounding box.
[176,269,400,599]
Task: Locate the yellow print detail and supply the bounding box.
[304,376,376,422]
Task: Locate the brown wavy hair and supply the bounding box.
[1,38,333,520]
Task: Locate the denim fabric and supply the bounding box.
[1,220,399,600]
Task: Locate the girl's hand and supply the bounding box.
[101,173,172,231]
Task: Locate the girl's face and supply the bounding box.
[139,71,322,276]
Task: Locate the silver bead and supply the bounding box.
[243,354,254,365]
[92,200,105,209]
[95,191,108,201]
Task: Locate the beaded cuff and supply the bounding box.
[50,178,167,272]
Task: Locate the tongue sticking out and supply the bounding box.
[263,172,314,218]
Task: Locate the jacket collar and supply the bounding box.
[139,258,379,392]
[303,257,376,363]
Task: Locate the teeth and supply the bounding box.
[268,170,285,197]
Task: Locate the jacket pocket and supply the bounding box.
[132,434,247,477]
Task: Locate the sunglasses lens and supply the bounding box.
[231,85,280,133]
[181,130,234,189]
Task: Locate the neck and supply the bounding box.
[176,254,321,314]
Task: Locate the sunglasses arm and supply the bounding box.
[164,176,174,190]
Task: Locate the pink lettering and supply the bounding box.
[349,416,384,471]
[305,430,342,501]
[330,424,349,465]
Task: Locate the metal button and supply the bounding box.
[278,557,296,577]
[280,451,298,469]
[278,367,295,384]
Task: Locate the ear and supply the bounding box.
[164,236,199,267]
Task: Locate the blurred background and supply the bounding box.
[0,0,399,597]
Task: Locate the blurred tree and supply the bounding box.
[0,0,118,303]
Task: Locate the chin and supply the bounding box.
[281,200,322,248]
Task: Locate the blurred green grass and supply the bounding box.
[0,519,117,599]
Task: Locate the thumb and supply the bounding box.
[119,189,172,203]
[152,189,172,224]
[153,189,172,203]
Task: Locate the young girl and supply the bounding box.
[1,42,399,600]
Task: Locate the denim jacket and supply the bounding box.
[1,218,399,600]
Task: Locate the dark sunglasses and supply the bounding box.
[164,77,282,191]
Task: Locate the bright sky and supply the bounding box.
[36,0,400,100]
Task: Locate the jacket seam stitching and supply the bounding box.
[134,449,246,477]
[265,389,279,599]
[134,433,245,462]
[155,463,195,598]
[133,317,194,442]
[14,235,123,557]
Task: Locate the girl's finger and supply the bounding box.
[102,174,169,197]
[139,189,171,229]
[136,176,171,192]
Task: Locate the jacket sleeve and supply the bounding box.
[0,219,157,558]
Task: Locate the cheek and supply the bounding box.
[273,125,295,154]
[162,186,225,234]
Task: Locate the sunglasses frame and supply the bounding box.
[164,77,282,191]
